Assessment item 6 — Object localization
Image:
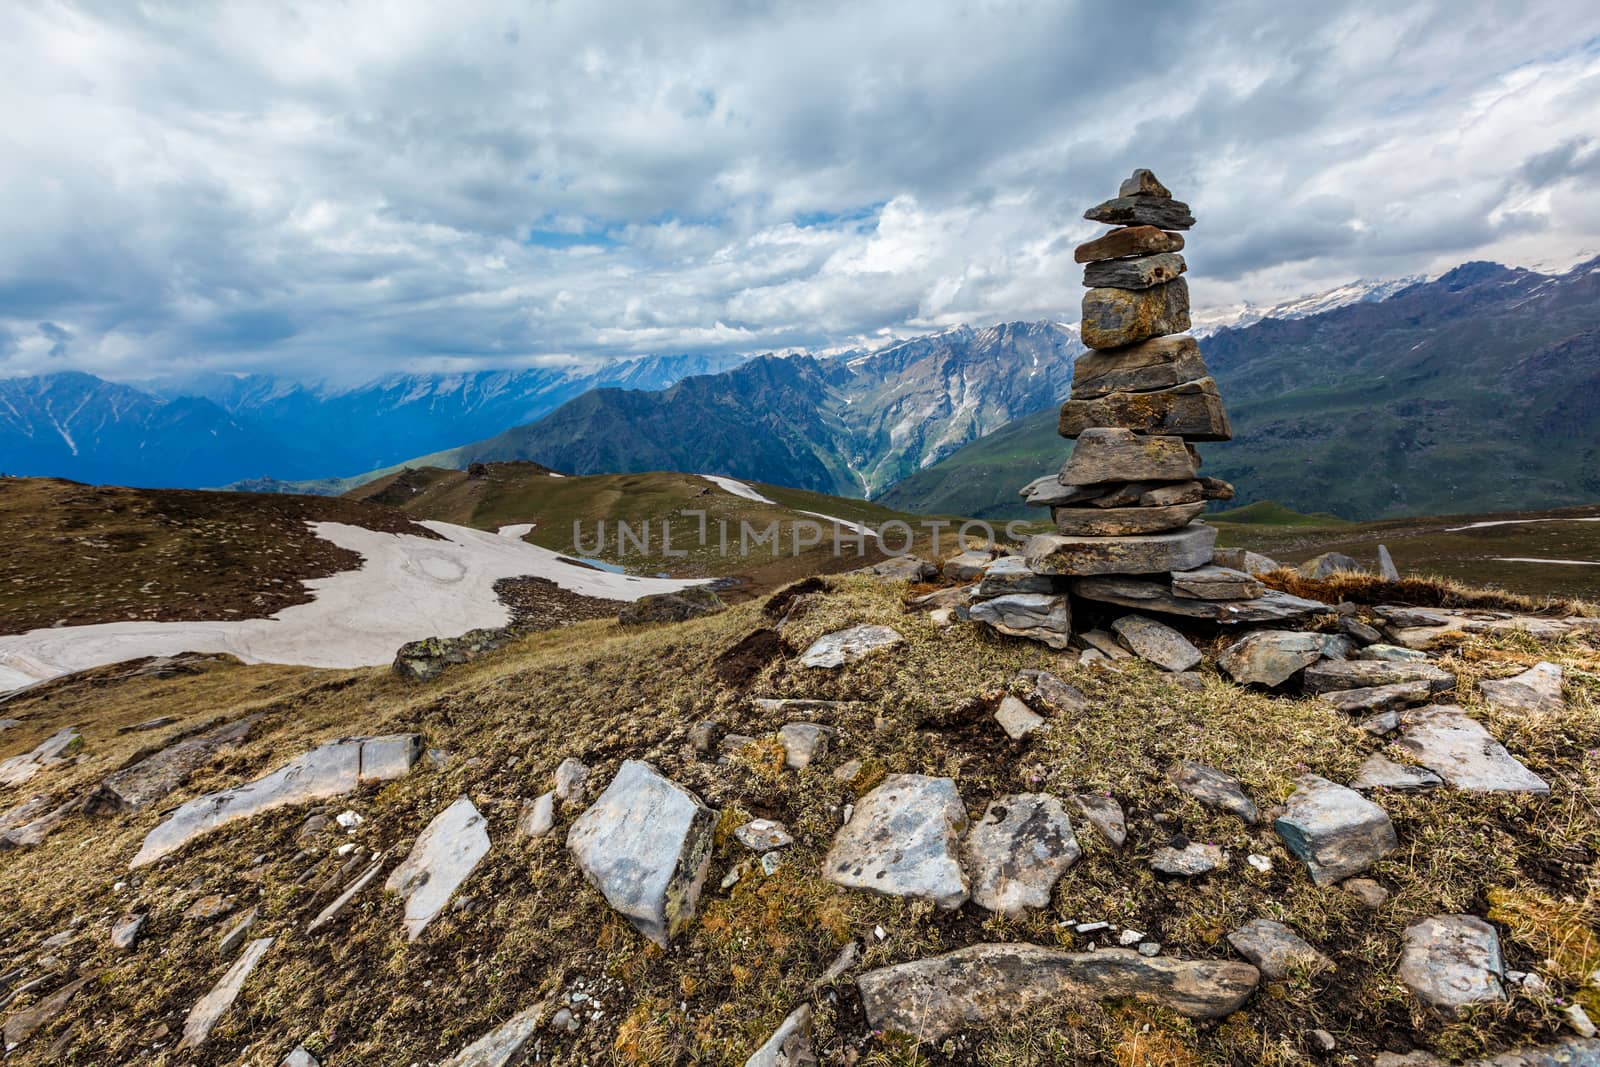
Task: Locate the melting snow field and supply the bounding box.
[700,474,776,504]
[0,520,704,693]
[1493,557,1600,566]
[1446,517,1600,532]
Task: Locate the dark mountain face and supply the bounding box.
[883,256,1600,520]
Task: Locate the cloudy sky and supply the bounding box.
[3,1,1600,384]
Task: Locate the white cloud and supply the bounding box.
[2,0,1599,383]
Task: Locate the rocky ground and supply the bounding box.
[0,557,1596,1065]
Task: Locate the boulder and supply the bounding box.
[1479,662,1565,715]
[1083,252,1187,290]
[969,594,1072,649]
[1059,427,1196,484]
[1301,660,1454,696]
[1226,919,1332,978]
[855,944,1256,1044]
[1016,669,1089,713]
[744,1004,815,1067]
[1171,565,1264,601]
[963,794,1080,915]
[180,937,274,1049]
[566,760,718,947]
[1167,762,1258,823]
[1072,794,1127,847]
[438,1002,550,1067]
[777,723,834,770]
[619,587,726,626]
[1297,552,1365,579]
[1151,841,1226,876]
[1315,681,1435,716]
[1084,196,1196,230]
[1071,335,1208,398]
[1074,224,1183,263]
[822,774,969,910]
[1398,915,1505,1016]
[1351,754,1443,792]
[385,796,492,941]
[977,556,1056,597]
[1110,614,1202,672]
[994,696,1046,740]
[0,727,82,787]
[393,627,518,681]
[1051,501,1207,537]
[1058,377,1232,441]
[1027,526,1216,578]
[1395,707,1550,794]
[1071,576,1325,622]
[1274,775,1397,885]
[1218,631,1328,687]
[131,735,422,868]
[798,624,904,668]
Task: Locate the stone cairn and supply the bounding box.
[964,168,1325,646]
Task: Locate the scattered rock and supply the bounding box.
[798,624,904,669]
[618,587,726,626]
[1211,548,1282,576]
[566,760,717,947]
[1315,681,1435,715]
[1273,775,1397,885]
[393,628,519,681]
[1297,552,1365,579]
[777,723,834,770]
[1479,662,1565,715]
[1359,644,1430,663]
[1111,615,1201,672]
[1151,840,1225,876]
[0,728,81,788]
[131,734,422,868]
[1352,754,1443,792]
[111,913,146,950]
[1378,544,1400,581]
[855,944,1256,1043]
[823,774,969,910]
[1080,629,1134,660]
[282,1046,321,1067]
[438,1001,550,1067]
[863,556,938,582]
[943,550,996,582]
[734,819,793,851]
[553,758,592,807]
[1072,794,1127,848]
[1395,706,1550,794]
[385,796,492,941]
[3,971,98,1053]
[1398,915,1505,1016]
[1301,660,1455,696]
[1167,762,1258,823]
[1226,919,1331,978]
[1218,631,1329,687]
[994,696,1046,740]
[963,794,1080,915]
[218,906,260,955]
[1016,669,1089,713]
[977,556,1056,597]
[1309,1029,1338,1053]
[1359,711,1400,735]
[518,793,555,839]
[687,720,724,755]
[969,593,1073,649]
[744,1003,815,1067]
[180,937,273,1049]
[1341,878,1389,908]
[307,852,388,934]
[1339,616,1384,645]
[185,894,236,923]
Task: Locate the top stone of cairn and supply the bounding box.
[1085,169,1194,231]
[1119,168,1170,198]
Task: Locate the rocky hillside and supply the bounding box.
[0,553,1595,1065]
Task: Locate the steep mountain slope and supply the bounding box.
[378,321,1082,498]
[883,257,1600,520]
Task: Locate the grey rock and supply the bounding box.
[1297,552,1366,579]
[1385,1039,1600,1066]
[553,757,592,806]
[744,1003,815,1067]
[864,556,939,582]
[1078,275,1193,346]
[1151,841,1226,876]
[1090,480,1205,509]
[734,819,793,851]
[1341,877,1389,908]
[823,774,969,910]
[1019,474,1107,508]
[963,794,1080,915]
[1359,711,1401,735]
[307,852,387,933]
[994,696,1046,740]
[1079,629,1133,659]
[1111,614,1201,672]
[386,796,491,941]
[798,624,904,668]
[1167,762,1258,824]
[1479,662,1565,715]
[1399,914,1505,1016]
[111,913,146,950]
[1396,706,1550,793]
[0,794,76,850]
[1051,501,1207,537]
[567,760,717,947]
[180,937,273,1049]
[1274,775,1397,885]
[1211,548,1282,576]
[1059,427,1197,485]
[943,549,996,582]
[393,627,519,681]
[439,1001,550,1067]
[1016,669,1089,713]
[1083,251,1187,290]
[814,941,863,988]
[1301,660,1455,696]
[282,1046,320,1067]
[977,556,1056,597]
[1352,754,1443,792]
[1315,680,1435,715]
[217,905,260,955]
[1359,644,1430,663]
[1226,919,1331,979]
[969,593,1072,649]
[687,720,724,754]
[0,727,82,787]
[618,586,726,626]
[1072,794,1127,848]
[1339,615,1384,645]
[1084,195,1196,230]
[1072,576,1326,623]
[1057,376,1231,441]
[1071,335,1208,399]
[1172,565,1264,601]
[86,717,256,813]
[2,972,98,1053]
[1320,633,1358,660]
[131,734,422,867]
[1378,544,1400,580]
[777,723,834,770]
[1218,631,1329,687]
[1027,526,1219,576]
[518,792,555,839]
[855,944,1256,1044]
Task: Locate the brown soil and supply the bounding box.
[492,575,625,631]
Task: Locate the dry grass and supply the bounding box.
[1259,568,1598,618]
[0,577,1595,1064]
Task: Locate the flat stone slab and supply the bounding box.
[567,760,717,947]
[1376,1039,1600,1066]
[855,944,1256,1043]
[1151,841,1226,876]
[87,717,256,813]
[439,1001,550,1067]
[180,936,273,1049]
[1082,251,1186,290]
[0,727,82,787]
[963,794,1080,915]
[1218,631,1329,687]
[1274,774,1397,885]
[1396,706,1550,794]
[131,734,422,868]
[1016,669,1088,713]
[1226,919,1331,979]
[745,1003,814,1067]
[1072,794,1127,847]
[824,774,969,910]
[1399,914,1505,1016]
[969,594,1072,650]
[994,696,1046,740]
[798,625,904,669]
[1071,575,1326,622]
[977,556,1056,597]
[1168,762,1258,823]
[1027,525,1216,578]
[386,796,491,941]
[1084,195,1196,230]
[1301,660,1455,696]
[1352,754,1444,792]
[1071,335,1205,398]
[2,971,98,1053]
[1058,377,1232,442]
[1315,681,1435,716]
[1112,614,1201,672]
[1172,565,1264,601]
[1059,427,1197,484]
[1479,662,1565,715]
[1051,501,1206,537]
[1074,224,1184,263]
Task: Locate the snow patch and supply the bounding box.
[1445,517,1600,532]
[700,475,776,504]
[797,511,880,538]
